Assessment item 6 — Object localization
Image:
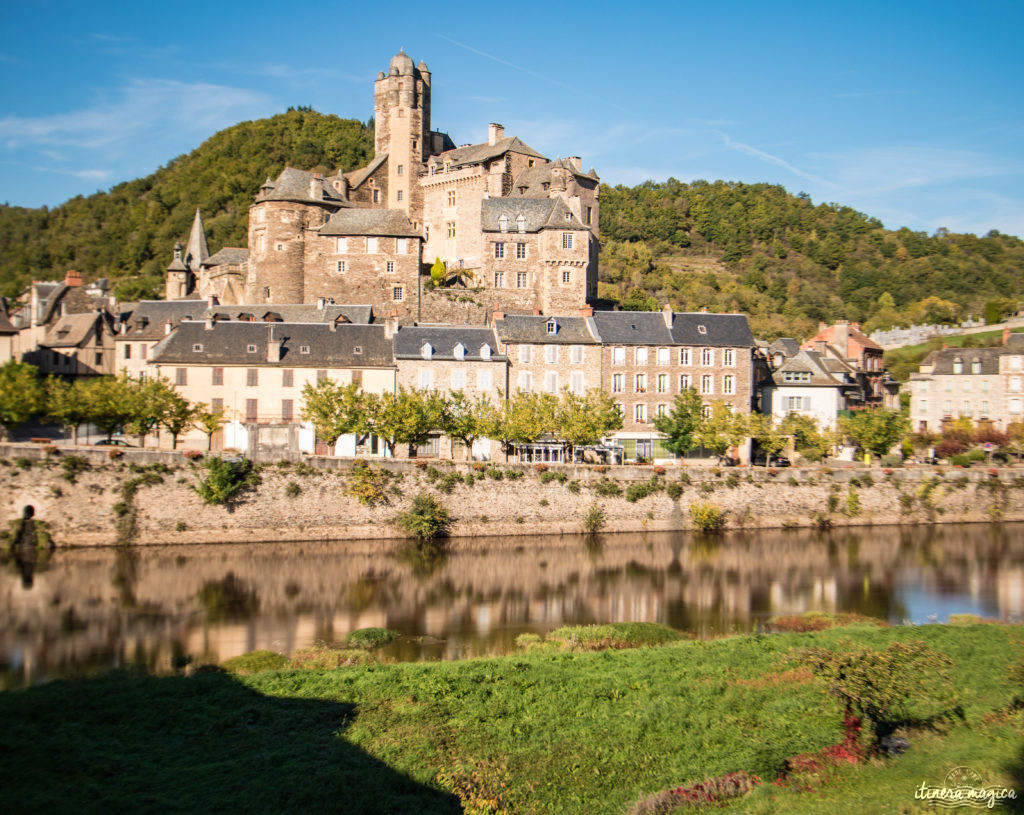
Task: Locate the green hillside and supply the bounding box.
[0,109,374,301]
[2,111,1022,341]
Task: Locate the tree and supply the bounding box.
[694,403,750,461]
[192,404,227,451]
[652,388,704,456]
[160,393,197,450]
[0,361,44,441]
[81,375,136,442]
[838,407,909,460]
[483,391,557,459]
[441,392,495,460]
[779,414,836,463]
[370,387,447,457]
[123,377,176,447]
[749,413,787,466]
[621,287,659,312]
[44,376,90,445]
[554,389,623,459]
[300,379,366,449]
[430,257,446,287]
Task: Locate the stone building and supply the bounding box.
[493,310,602,397]
[167,50,599,324]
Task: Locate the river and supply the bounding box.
[2,523,1022,688]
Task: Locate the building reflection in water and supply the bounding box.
[1,523,1022,688]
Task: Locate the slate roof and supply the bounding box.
[671,313,756,348]
[41,313,101,348]
[151,321,393,368]
[257,167,350,206]
[926,347,1005,376]
[433,136,546,170]
[510,158,599,197]
[202,248,249,267]
[590,311,675,346]
[319,208,420,238]
[0,309,18,335]
[345,153,388,189]
[31,281,109,324]
[481,198,555,233]
[393,326,505,360]
[765,349,854,387]
[494,314,599,345]
[768,338,800,358]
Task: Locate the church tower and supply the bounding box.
[165,242,191,300]
[373,50,431,217]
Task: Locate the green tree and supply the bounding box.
[554,389,623,458]
[441,392,496,460]
[300,379,366,450]
[123,376,177,447]
[81,375,136,442]
[192,404,227,451]
[652,388,704,456]
[779,414,835,463]
[694,403,750,461]
[160,393,197,450]
[483,391,557,459]
[369,387,447,458]
[0,361,44,441]
[430,257,446,287]
[749,413,787,466]
[620,287,659,311]
[44,376,90,445]
[838,407,910,461]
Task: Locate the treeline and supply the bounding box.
[0,110,374,301]
[599,179,1024,339]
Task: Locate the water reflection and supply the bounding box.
[1,524,1022,688]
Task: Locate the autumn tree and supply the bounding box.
[838,407,909,460]
[192,403,227,451]
[749,413,787,466]
[554,389,623,458]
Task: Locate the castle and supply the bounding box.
[168,50,600,323]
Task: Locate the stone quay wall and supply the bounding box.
[3,443,1024,548]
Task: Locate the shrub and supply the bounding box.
[967,448,986,462]
[592,477,622,497]
[540,471,567,484]
[689,502,726,532]
[59,455,89,483]
[625,476,662,503]
[538,498,549,507]
[107,449,123,460]
[583,503,605,534]
[677,472,691,485]
[485,467,504,481]
[534,463,549,473]
[951,454,972,467]
[666,482,683,500]
[346,460,392,506]
[285,481,301,497]
[504,469,523,480]
[221,650,290,674]
[652,465,666,476]
[787,476,798,486]
[182,449,203,461]
[394,493,451,540]
[845,488,861,517]
[566,480,581,494]
[288,646,373,670]
[175,521,187,532]
[436,472,463,494]
[859,473,874,488]
[593,465,608,473]
[194,456,258,506]
[547,622,682,650]
[346,627,398,649]
[14,457,31,469]
[725,472,740,488]
[935,439,966,458]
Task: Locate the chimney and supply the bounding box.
[267,326,282,361]
[310,173,322,199]
[567,156,582,171]
[317,297,326,310]
[834,320,850,359]
[1004,327,1011,345]
[165,320,173,335]
[204,315,213,330]
[533,308,541,316]
[492,303,505,322]
[662,303,673,328]
[206,295,218,308]
[579,304,594,317]
[120,321,128,335]
[65,270,82,287]
[819,321,827,332]
[814,340,827,354]
[384,309,398,339]
[488,123,504,146]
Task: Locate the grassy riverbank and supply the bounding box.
[1,622,1021,813]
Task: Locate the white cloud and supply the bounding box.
[716,132,834,189]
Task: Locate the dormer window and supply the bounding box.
[546,319,558,335]
[971,358,981,374]
[564,212,572,221]
[480,344,492,360]
[354,346,362,355]
[498,214,508,233]
[421,342,433,360]
[247,344,257,353]
[953,357,963,374]
[300,345,310,354]
[516,214,526,233]
[453,342,465,360]
[697,325,707,335]
[192,344,203,353]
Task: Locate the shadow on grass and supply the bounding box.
[0,668,460,814]
[1005,738,1024,814]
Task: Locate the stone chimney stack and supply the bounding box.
[567,156,582,171]
[579,305,594,317]
[662,303,673,328]
[310,173,322,200]
[834,320,850,359]
[204,315,213,331]
[491,303,504,322]
[814,340,827,354]
[488,123,504,146]
[267,326,282,361]
[65,270,82,287]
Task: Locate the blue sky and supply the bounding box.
[1,0,1022,237]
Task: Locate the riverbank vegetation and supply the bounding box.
[1,621,1019,813]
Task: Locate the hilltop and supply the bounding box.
[2,110,1022,340]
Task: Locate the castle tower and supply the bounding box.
[165,242,191,300]
[374,50,431,217]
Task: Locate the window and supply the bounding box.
[944,380,953,392]
[366,237,378,253]
[785,396,809,411]
[636,348,648,365]
[953,357,963,374]
[519,346,532,364]
[657,374,668,393]
[247,344,257,353]
[397,239,407,254]
[612,347,626,365]
[518,371,533,392]
[697,325,707,335]
[516,243,527,259]
[562,233,573,249]
[141,344,147,360]
[561,270,571,284]
[94,352,103,366]
[656,348,670,366]
[336,237,348,252]
[494,271,505,287]
[393,286,404,301]
[570,345,584,364]
[256,233,266,252]
[451,370,466,389]
[546,320,558,336]
[918,380,929,393]
[282,369,293,388]
[1012,398,1023,414]
[424,225,429,241]
[612,374,624,393]
[723,375,735,395]
[397,164,403,176]
[783,371,811,382]
[276,243,284,251]
[212,367,224,386]
[657,403,667,418]
[336,261,346,273]
[281,399,294,422]
[635,373,647,393]
[981,400,990,416]
[700,374,713,394]
[723,349,735,366]
[516,214,526,233]
[245,399,258,423]
[372,189,380,204]
[481,344,492,360]
[123,344,131,360]
[211,397,223,412]
[570,372,585,394]
[963,380,972,392]
[353,346,362,356]
[175,368,187,386]
[1012,356,1023,372]
[679,348,691,365]
[419,369,433,389]
[396,190,403,202]
[494,243,505,259]
[516,272,527,288]
[982,380,989,393]
[300,345,310,354]
[545,345,558,363]
[453,343,465,361]
[944,399,953,415]
[962,400,972,415]
[919,399,928,413]
[701,348,714,366]
[634,403,647,423]
[586,206,592,225]
[971,360,981,374]
[545,372,558,393]
[564,211,573,221]
[447,190,456,207]
[386,261,395,273]
[498,214,508,232]
[446,222,456,238]
[247,368,258,387]
[701,404,713,419]
[679,374,691,390]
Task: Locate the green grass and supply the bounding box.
[0,624,1020,813]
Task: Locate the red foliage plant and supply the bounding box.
[934,439,966,458]
[628,772,762,815]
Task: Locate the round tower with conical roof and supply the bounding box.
[373,50,431,216]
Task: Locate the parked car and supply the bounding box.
[94,439,135,447]
[752,453,791,467]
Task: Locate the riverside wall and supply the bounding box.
[3,443,1024,548]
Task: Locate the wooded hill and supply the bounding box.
[2,109,1022,341]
